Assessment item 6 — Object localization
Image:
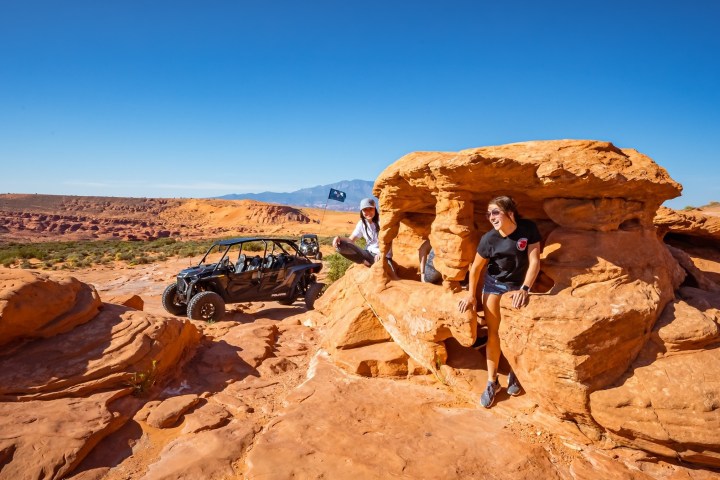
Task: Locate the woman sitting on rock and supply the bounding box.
[457,195,541,408]
[333,198,387,267]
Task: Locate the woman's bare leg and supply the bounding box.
[482,292,502,383]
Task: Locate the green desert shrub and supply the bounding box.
[0,238,215,270]
[325,253,353,283]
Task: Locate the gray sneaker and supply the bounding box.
[507,371,522,396]
[480,378,501,408]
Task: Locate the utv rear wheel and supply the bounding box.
[162,284,186,316]
[188,291,225,322]
[304,282,325,310]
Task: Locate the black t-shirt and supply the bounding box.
[477,218,541,286]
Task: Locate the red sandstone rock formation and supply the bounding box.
[315,139,720,467]
[0,270,201,478]
[655,206,720,243]
[0,269,102,348]
[0,195,328,243]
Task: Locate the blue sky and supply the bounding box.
[1,1,717,209]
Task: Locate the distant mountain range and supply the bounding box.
[216,179,375,211]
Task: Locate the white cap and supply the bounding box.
[359,198,376,209]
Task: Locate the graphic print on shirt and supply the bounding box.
[516,238,528,251]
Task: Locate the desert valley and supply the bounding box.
[2,140,720,480]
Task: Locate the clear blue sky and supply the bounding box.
[1,1,717,209]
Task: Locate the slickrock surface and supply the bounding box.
[0,391,129,480]
[246,353,563,479]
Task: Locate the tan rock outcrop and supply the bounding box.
[655,206,720,243]
[0,391,128,480]
[0,270,102,348]
[106,293,145,310]
[0,270,201,477]
[142,421,258,480]
[316,140,720,466]
[589,286,720,466]
[146,394,201,429]
[0,303,201,401]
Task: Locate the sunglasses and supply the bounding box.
[486,209,503,219]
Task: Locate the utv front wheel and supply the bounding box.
[188,291,225,322]
[315,251,323,260]
[304,282,325,310]
[162,283,186,316]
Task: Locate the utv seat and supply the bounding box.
[274,253,288,269]
[264,254,275,270]
[247,255,262,271]
[235,254,247,273]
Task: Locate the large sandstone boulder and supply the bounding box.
[316,140,720,466]
[0,269,102,348]
[590,286,720,467]
[0,270,201,478]
[316,266,463,377]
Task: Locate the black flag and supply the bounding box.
[328,188,347,202]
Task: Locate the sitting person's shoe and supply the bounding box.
[507,371,522,396]
[471,333,488,350]
[480,378,501,408]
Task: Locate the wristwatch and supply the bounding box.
[521,285,530,292]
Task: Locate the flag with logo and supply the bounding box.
[328,188,346,202]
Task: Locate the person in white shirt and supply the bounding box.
[332,198,384,267]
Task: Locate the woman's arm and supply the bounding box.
[458,252,488,312]
[511,242,541,309]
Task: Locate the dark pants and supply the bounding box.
[336,239,376,265]
[424,248,442,284]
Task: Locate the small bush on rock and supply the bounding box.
[326,253,353,283]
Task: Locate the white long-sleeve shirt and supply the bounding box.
[350,219,380,255]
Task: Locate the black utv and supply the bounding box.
[298,233,322,260]
[162,237,324,321]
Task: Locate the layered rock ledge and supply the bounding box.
[0,270,201,479]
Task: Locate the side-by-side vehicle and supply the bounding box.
[162,237,324,321]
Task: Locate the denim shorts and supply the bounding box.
[482,273,520,296]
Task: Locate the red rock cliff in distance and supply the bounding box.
[315,140,720,467]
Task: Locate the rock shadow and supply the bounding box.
[0,304,128,400]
